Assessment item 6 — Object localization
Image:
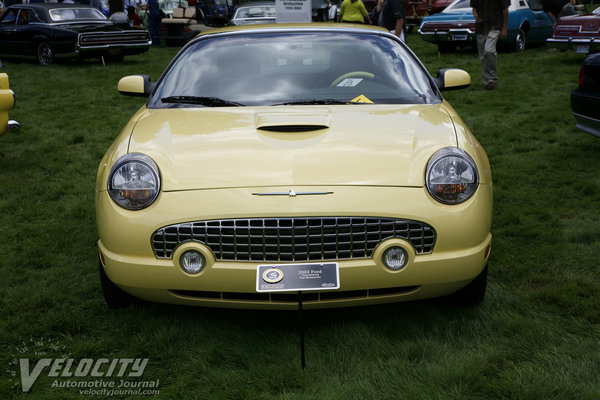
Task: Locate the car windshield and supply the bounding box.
[49,8,107,21]
[445,0,470,11]
[234,6,276,19]
[149,32,439,108]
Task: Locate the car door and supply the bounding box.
[0,8,21,55]
[0,8,36,57]
[525,0,553,41]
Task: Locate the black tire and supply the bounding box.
[445,265,488,306]
[99,260,134,308]
[36,42,54,66]
[513,28,526,52]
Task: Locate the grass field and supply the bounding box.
[1,32,599,400]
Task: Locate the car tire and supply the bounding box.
[98,260,135,308]
[445,264,488,306]
[513,28,526,52]
[36,42,54,66]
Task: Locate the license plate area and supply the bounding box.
[256,262,339,293]
[452,33,468,41]
[575,44,590,54]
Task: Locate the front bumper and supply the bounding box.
[418,29,475,44]
[546,37,600,54]
[97,185,492,309]
[571,89,600,138]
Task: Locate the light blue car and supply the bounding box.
[418,0,553,52]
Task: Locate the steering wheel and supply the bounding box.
[330,71,375,87]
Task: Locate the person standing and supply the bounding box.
[378,0,404,41]
[147,0,161,45]
[471,0,509,90]
[338,0,371,24]
[538,0,576,30]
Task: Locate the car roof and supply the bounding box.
[7,3,98,11]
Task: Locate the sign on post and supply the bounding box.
[275,0,312,23]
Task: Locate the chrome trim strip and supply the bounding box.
[252,190,334,197]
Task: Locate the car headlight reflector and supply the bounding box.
[108,153,160,210]
[426,148,479,205]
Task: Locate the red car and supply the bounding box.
[547,6,600,54]
[405,0,451,31]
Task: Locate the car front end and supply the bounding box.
[97,25,492,309]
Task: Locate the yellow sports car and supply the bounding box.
[0,73,16,136]
[96,23,492,309]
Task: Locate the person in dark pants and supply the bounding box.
[147,0,161,46]
[471,0,509,90]
[378,0,404,41]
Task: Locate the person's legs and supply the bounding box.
[477,30,500,88]
[149,17,160,46]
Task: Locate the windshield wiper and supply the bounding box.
[161,96,244,107]
[272,99,364,106]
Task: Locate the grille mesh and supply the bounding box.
[152,217,435,261]
[79,31,151,47]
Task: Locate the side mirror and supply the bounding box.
[0,73,17,136]
[118,75,155,97]
[435,68,471,91]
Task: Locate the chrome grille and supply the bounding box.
[152,217,436,261]
[78,31,151,47]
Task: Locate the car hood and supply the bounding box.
[127,104,458,191]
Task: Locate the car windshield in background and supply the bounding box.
[234,5,276,18]
[149,32,439,108]
[49,8,107,21]
[445,0,470,10]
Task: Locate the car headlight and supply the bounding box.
[426,147,479,205]
[108,153,160,210]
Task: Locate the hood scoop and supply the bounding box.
[255,109,331,132]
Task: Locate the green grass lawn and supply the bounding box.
[1,34,599,400]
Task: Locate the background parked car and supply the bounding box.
[229,1,275,25]
[571,52,600,137]
[547,6,600,54]
[0,3,151,65]
[418,0,553,52]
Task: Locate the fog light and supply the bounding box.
[179,250,205,274]
[382,247,408,271]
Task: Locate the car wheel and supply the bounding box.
[36,42,54,66]
[514,28,526,52]
[445,265,488,306]
[98,260,134,308]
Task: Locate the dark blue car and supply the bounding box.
[418,0,553,52]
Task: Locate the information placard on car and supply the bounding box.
[256,263,339,292]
